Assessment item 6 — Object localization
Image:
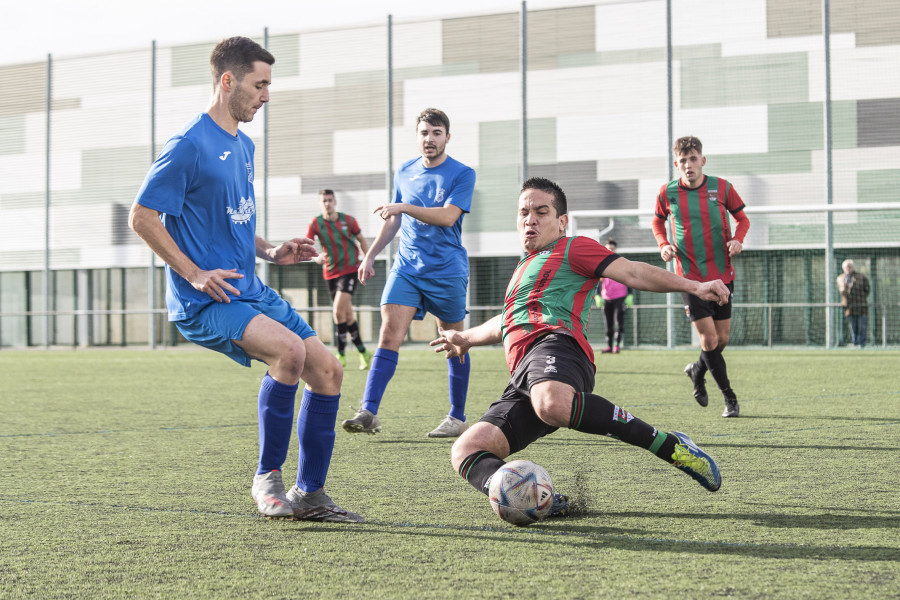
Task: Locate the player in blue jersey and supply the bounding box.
[342,108,476,438]
[129,36,362,522]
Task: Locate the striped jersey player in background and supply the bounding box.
[307,189,373,371]
[652,135,750,418]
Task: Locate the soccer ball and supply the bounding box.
[488,460,554,526]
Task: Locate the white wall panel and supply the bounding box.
[595,0,666,51]
[673,105,769,155]
[529,63,667,118]
[298,26,386,89]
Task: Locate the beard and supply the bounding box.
[228,86,258,123]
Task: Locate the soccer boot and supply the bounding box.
[287,485,365,522]
[684,362,709,407]
[722,390,740,418]
[670,431,721,492]
[358,349,373,371]
[600,346,613,354]
[341,407,382,434]
[613,346,620,354]
[335,352,347,368]
[251,470,294,519]
[548,493,570,518]
[427,415,469,438]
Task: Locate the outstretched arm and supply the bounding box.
[373,203,463,227]
[602,257,730,304]
[430,315,503,363]
[255,235,318,265]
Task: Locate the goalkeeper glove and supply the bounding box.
[624,294,634,308]
[594,294,604,308]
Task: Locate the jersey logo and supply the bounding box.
[435,188,445,204]
[226,197,255,224]
[246,161,254,183]
[409,174,421,181]
[219,151,231,161]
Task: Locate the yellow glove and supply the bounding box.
[594,294,604,308]
[625,294,634,308]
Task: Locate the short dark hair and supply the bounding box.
[318,189,335,197]
[674,135,702,156]
[210,36,275,86]
[605,238,617,247]
[521,177,568,216]
[416,108,450,133]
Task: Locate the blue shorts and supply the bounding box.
[381,270,468,323]
[175,286,316,367]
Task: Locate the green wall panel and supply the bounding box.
[681,53,808,108]
[769,100,857,152]
[0,116,25,154]
[269,34,300,78]
[858,169,900,204]
[468,165,521,233]
[706,150,812,175]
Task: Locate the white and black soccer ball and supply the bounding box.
[488,460,554,526]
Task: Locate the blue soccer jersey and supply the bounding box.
[134,113,265,320]
[391,155,475,279]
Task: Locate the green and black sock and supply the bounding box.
[458,451,506,495]
[568,392,676,463]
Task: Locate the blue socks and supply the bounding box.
[361,349,470,420]
[256,374,340,494]
[361,348,399,415]
[256,373,298,474]
[448,354,470,421]
[295,389,340,493]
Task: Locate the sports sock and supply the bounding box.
[347,321,366,353]
[695,353,708,377]
[336,322,349,355]
[256,373,298,474]
[295,390,340,493]
[458,451,506,495]
[568,392,677,463]
[700,347,731,392]
[447,354,470,421]
[361,348,399,415]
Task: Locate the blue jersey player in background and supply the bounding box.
[129,36,362,522]
[344,108,476,438]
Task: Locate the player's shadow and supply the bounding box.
[581,510,900,531]
[303,519,900,562]
[704,442,897,452]
[730,414,899,423]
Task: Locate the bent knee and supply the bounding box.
[273,341,307,380]
[451,435,478,471]
[531,394,569,428]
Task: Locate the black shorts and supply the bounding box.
[682,281,733,322]
[327,272,359,300]
[480,333,595,455]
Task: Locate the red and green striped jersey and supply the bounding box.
[501,236,618,373]
[306,212,362,280]
[654,175,745,284]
